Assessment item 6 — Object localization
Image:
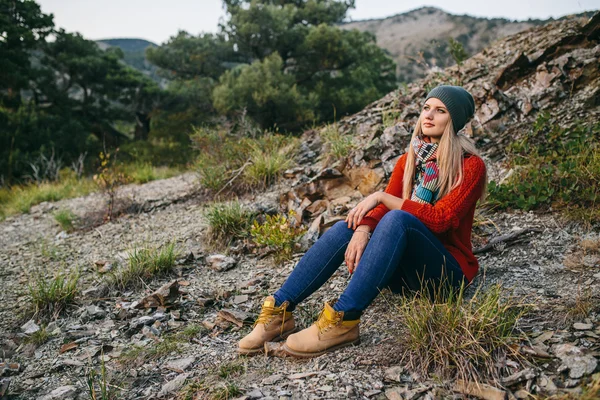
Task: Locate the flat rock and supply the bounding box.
[573,322,593,330]
[384,366,404,382]
[158,373,189,397]
[165,357,196,373]
[207,254,237,272]
[247,389,264,399]
[262,374,283,385]
[40,385,78,400]
[21,320,40,335]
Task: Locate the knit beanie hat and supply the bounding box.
[425,85,475,133]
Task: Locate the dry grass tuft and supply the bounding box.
[393,282,527,384]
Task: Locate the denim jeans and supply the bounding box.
[274,210,466,320]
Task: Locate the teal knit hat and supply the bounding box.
[425,85,475,133]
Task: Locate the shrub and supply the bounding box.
[205,201,255,245]
[29,269,80,318]
[394,282,526,383]
[250,212,306,263]
[112,242,177,289]
[54,208,77,232]
[487,115,600,222]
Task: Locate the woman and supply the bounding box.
[238,85,487,358]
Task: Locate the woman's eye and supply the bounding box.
[437,109,445,113]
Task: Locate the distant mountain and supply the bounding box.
[341,6,596,82]
[96,38,160,81]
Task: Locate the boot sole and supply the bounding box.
[237,327,298,356]
[281,338,361,359]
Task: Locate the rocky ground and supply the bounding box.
[0,168,599,400]
[1,11,599,400]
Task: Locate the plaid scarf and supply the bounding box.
[411,136,440,205]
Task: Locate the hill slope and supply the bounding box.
[341,6,595,82]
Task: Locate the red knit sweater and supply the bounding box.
[358,153,487,282]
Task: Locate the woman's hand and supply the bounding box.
[344,230,369,274]
[346,193,381,230]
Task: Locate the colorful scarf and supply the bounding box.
[411,136,440,205]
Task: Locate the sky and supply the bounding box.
[37,0,600,45]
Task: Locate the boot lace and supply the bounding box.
[254,302,289,335]
[315,308,341,334]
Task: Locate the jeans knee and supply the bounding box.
[379,210,414,228]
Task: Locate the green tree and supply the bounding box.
[150,0,396,132]
[0,3,161,181]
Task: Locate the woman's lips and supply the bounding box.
[423,123,434,127]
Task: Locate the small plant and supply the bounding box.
[26,325,50,345]
[218,360,245,379]
[94,151,128,222]
[54,208,77,232]
[392,282,526,383]
[205,201,255,245]
[28,269,80,318]
[112,242,177,289]
[448,37,468,67]
[212,382,241,400]
[86,351,120,400]
[320,124,354,161]
[119,338,181,368]
[250,211,306,264]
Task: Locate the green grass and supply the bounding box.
[320,123,354,161]
[0,177,96,220]
[111,242,178,289]
[487,115,600,223]
[28,269,80,318]
[191,127,297,193]
[25,325,50,345]
[54,208,77,232]
[205,201,255,245]
[119,331,187,368]
[392,282,526,383]
[250,212,306,264]
[121,163,181,184]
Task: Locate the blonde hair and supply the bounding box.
[402,117,485,201]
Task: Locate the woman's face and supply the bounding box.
[420,97,450,143]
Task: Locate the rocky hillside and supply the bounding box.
[341,6,596,82]
[0,12,599,400]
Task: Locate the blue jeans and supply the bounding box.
[274,210,466,320]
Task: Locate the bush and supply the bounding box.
[250,212,306,263]
[29,269,80,318]
[487,115,600,222]
[394,282,526,383]
[205,201,255,245]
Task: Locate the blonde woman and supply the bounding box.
[238,85,487,358]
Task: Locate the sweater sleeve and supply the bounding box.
[358,153,407,231]
[400,155,486,234]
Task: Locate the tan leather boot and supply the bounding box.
[282,301,360,358]
[238,296,296,355]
